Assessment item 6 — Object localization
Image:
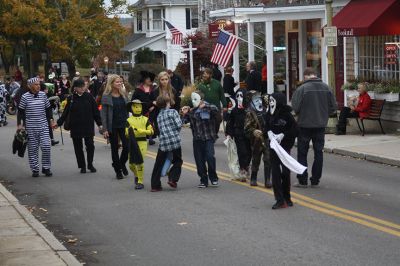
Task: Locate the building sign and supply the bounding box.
[385,44,398,65]
[324,26,337,46]
[208,20,235,39]
[337,28,354,37]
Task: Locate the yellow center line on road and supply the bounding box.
[63,134,400,237]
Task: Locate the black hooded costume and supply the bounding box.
[265,92,298,209]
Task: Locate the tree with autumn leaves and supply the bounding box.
[0,0,130,77]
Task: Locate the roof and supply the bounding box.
[134,0,197,8]
[122,33,166,52]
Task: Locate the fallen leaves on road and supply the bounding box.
[67,238,78,244]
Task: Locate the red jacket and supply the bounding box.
[355,92,372,119]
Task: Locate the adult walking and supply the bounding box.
[198,68,227,135]
[101,74,129,179]
[167,69,183,109]
[0,83,7,127]
[17,77,55,177]
[131,71,156,145]
[223,67,236,98]
[245,61,262,92]
[56,79,102,173]
[291,68,337,187]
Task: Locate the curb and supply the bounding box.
[328,148,400,167]
[0,183,82,266]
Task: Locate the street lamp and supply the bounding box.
[325,0,336,95]
[104,56,109,73]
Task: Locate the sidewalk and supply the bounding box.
[323,134,400,167]
[0,184,81,266]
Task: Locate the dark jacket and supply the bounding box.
[212,67,222,82]
[131,84,154,115]
[291,78,337,128]
[170,74,184,95]
[226,107,247,138]
[12,129,27,158]
[100,94,129,133]
[265,93,298,150]
[245,70,262,92]
[223,74,236,97]
[58,92,102,138]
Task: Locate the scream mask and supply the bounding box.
[236,90,244,109]
[191,92,202,108]
[132,103,143,115]
[269,96,277,115]
[251,95,264,112]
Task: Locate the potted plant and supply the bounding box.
[374,81,400,102]
[342,80,359,106]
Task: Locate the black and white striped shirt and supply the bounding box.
[19,91,50,128]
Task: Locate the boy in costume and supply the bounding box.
[244,90,272,188]
[266,93,298,209]
[125,100,154,189]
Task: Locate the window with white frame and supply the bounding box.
[137,11,142,31]
[153,9,163,30]
[185,8,198,30]
[358,35,400,81]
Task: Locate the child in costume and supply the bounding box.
[244,90,272,188]
[226,89,251,181]
[265,93,298,209]
[150,95,183,192]
[125,100,154,190]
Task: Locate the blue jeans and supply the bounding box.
[297,127,325,185]
[193,139,218,186]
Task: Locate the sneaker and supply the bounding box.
[272,201,288,210]
[148,139,156,145]
[286,199,294,207]
[135,183,144,190]
[51,140,59,146]
[198,183,207,188]
[42,169,53,177]
[32,171,39,178]
[150,187,163,192]
[122,166,129,176]
[116,171,123,179]
[80,168,86,174]
[2,121,7,126]
[293,183,308,188]
[210,180,219,187]
[167,180,177,188]
[88,165,97,173]
[310,184,320,188]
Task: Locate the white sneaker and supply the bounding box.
[210,181,219,187]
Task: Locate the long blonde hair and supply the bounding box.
[157,71,175,105]
[103,74,128,97]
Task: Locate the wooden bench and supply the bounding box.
[355,99,386,136]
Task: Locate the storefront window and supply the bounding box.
[358,35,400,81]
[306,19,321,77]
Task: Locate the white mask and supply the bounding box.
[191,92,202,108]
[251,96,263,112]
[236,91,244,109]
[269,96,277,115]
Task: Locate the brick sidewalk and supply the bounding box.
[0,184,81,266]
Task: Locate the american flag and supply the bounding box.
[210,30,239,67]
[165,20,183,45]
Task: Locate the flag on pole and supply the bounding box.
[165,20,183,45]
[210,30,239,67]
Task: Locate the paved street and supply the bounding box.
[0,118,400,266]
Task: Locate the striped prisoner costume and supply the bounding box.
[18,91,52,172]
[0,84,6,124]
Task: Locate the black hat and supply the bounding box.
[126,99,144,114]
[140,71,155,83]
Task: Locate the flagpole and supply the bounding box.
[189,39,194,84]
[220,29,266,53]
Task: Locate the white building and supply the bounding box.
[122,0,198,70]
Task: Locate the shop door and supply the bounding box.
[288,32,299,100]
[335,37,345,108]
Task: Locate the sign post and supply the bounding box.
[324,26,338,47]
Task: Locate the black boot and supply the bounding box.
[335,124,346,135]
[112,163,123,179]
[264,166,272,188]
[250,171,258,186]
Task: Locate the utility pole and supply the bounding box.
[326,0,336,96]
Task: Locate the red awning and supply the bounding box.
[333,0,400,37]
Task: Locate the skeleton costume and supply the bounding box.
[226,89,251,180]
[17,77,53,177]
[244,91,271,188]
[265,93,298,209]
